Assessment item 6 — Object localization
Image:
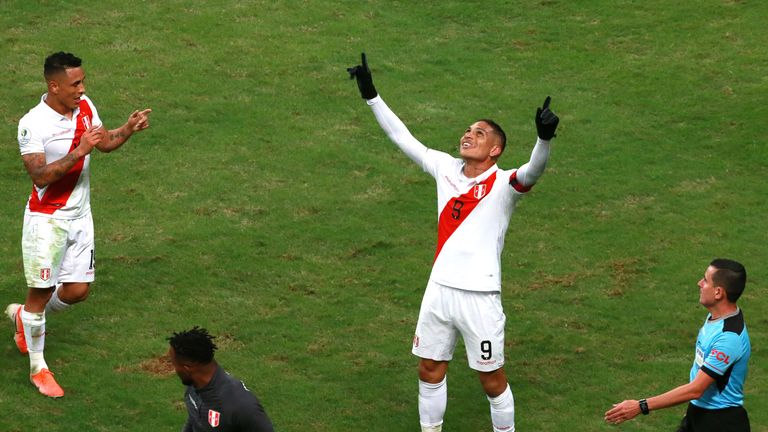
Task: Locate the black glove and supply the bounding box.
[535,96,559,140]
[347,53,378,100]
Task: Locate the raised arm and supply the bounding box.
[515,96,559,187]
[367,96,429,165]
[348,53,429,165]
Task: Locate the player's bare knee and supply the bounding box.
[61,283,91,304]
[25,287,55,311]
[479,368,508,397]
[419,359,448,383]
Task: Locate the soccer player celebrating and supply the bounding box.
[348,53,559,432]
[168,327,275,432]
[605,259,751,431]
[6,51,151,397]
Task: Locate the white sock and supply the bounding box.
[45,284,71,313]
[21,309,48,374]
[419,377,447,431]
[488,384,515,432]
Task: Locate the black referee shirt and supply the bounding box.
[182,365,273,432]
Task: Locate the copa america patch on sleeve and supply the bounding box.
[19,127,31,145]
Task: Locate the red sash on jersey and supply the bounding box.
[434,171,497,262]
[28,100,93,214]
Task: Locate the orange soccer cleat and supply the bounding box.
[30,368,64,398]
[5,304,28,355]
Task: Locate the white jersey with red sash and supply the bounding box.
[422,151,529,292]
[18,94,101,220]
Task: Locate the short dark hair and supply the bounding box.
[44,52,82,79]
[710,258,747,303]
[168,326,218,364]
[477,118,507,153]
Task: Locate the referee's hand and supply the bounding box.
[604,400,641,425]
[347,53,378,100]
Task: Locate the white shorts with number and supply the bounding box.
[412,280,506,372]
[22,212,95,288]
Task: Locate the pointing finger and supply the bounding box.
[362,52,368,70]
[542,96,551,110]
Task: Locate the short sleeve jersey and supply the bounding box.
[183,366,274,432]
[690,308,750,409]
[18,94,101,219]
[418,150,530,292]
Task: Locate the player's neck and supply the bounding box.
[44,95,74,119]
[462,159,496,179]
[192,361,219,389]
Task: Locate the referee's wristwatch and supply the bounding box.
[638,399,650,415]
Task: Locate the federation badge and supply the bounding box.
[208,409,220,427]
[82,116,91,130]
[473,184,487,199]
[40,268,51,282]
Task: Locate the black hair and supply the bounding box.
[477,118,507,153]
[44,52,82,79]
[168,326,218,364]
[710,258,747,303]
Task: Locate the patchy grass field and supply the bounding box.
[1,1,766,430]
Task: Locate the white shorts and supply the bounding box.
[412,280,506,372]
[22,212,95,288]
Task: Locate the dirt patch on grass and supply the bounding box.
[139,354,175,376]
[115,353,175,376]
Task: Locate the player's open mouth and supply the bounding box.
[461,142,472,149]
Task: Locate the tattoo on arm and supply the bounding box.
[23,152,80,187]
[109,131,127,141]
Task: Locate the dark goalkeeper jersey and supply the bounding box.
[182,365,273,432]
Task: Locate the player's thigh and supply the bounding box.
[413,281,459,362]
[22,214,70,288]
[58,213,95,283]
[456,291,506,372]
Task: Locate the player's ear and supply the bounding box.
[715,286,726,301]
[490,144,502,159]
[47,78,59,95]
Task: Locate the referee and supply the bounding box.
[168,327,274,432]
[605,259,751,431]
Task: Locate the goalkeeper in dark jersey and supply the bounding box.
[168,327,274,432]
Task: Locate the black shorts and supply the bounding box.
[676,403,750,432]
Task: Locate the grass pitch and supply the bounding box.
[1,1,767,431]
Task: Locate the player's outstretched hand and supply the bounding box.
[127,109,152,132]
[535,96,559,140]
[347,53,378,100]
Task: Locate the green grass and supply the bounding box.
[1,0,767,430]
